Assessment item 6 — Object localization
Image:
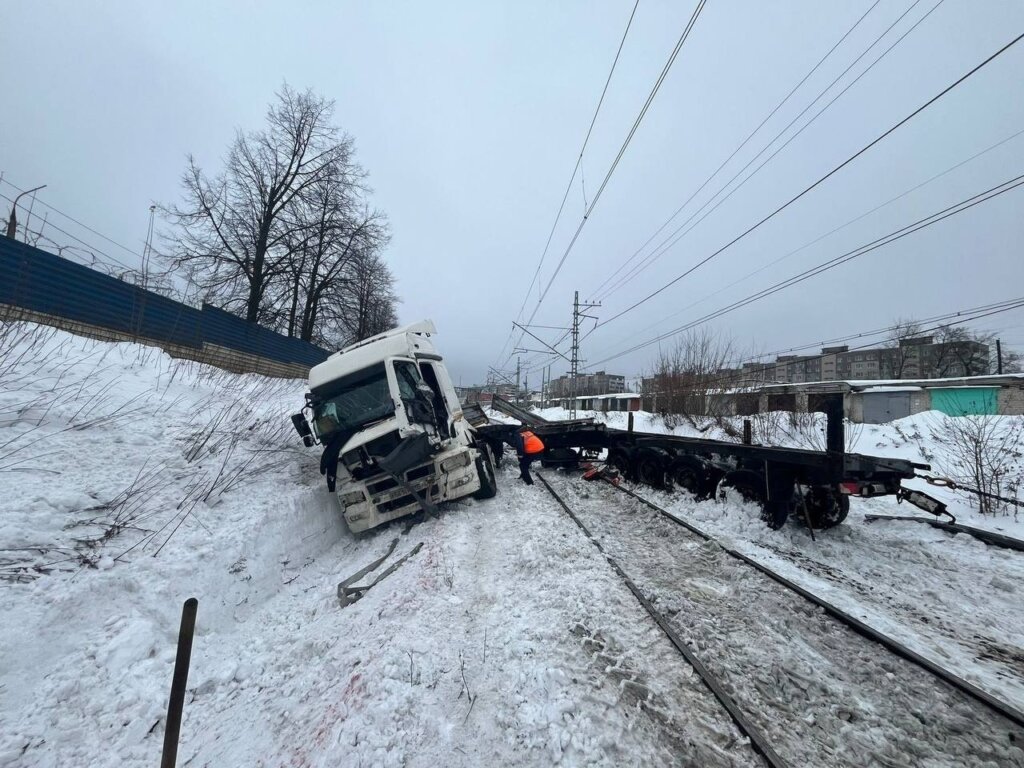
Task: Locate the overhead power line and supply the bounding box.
[637,296,1024,395]
[588,0,887,301]
[587,169,1024,367]
[0,177,147,268]
[0,189,139,273]
[513,0,708,353]
[607,125,1024,348]
[595,27,1024,331]
[595,0,944,304]
[493,0,641,369]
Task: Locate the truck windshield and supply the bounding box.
[311,364,393,438]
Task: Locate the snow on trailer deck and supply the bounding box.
[1,325,1023,766]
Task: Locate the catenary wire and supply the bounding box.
[506,0,708,370]
[587,170,1024,367]
[593,24,1023,330]
[588,0,887,301]
[594,0,938,303]
[493,0,642,368]
[600,125,1024,349]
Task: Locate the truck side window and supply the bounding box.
[394,361,421,401]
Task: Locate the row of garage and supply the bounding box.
[752,374,1024,424]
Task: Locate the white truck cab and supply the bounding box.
[291,320,496,532]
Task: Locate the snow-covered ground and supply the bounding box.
[3,325,1023,766]
[0,325,757,767]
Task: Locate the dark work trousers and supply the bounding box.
[518,454,538,485]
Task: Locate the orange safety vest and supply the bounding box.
[521,430,545,455]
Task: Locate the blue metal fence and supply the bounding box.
[0,237,329,367]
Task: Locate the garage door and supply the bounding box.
[930,387,998,416]
[862,392,911,424]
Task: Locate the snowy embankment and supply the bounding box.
[0,324,762,767]
[528,406,1024,713]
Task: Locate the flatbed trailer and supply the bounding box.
[478,395,937,530]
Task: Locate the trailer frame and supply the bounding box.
[478,395,932,530]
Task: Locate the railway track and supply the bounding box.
[537,470,1024,767]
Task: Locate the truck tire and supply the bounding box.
[473,446,498,500]
[637,448,670,489]
[606,448,635,482]
[799,486,849,529]
[718,469,791,530]
[670,457,707,498]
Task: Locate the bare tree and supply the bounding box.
[264,155,391,344]
[330,249,399,346]
[931,325,994,377]
[645,329,739,427]
[880,317,924,379]
[165,85,353,324]
[1001,346,1023,374]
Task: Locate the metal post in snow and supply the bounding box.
[161,597,198,768]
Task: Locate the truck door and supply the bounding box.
[393,359,439,435]
[418,361,454,438]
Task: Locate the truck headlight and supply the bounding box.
[342,491,365,506]
[441,453,471,473]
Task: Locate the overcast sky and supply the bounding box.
[3,1,1023,386]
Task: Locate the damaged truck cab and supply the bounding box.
[291,320,496,533]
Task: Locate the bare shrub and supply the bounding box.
[926,414,1024,515]
[747,410,786,445]
[780,411,863,452]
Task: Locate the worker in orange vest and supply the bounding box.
[516,427,545,485]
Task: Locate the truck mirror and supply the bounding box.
[291,413,315,447]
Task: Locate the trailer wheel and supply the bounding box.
[719,469,789,530]
[799,486,849,529]
[606,448,635,482]
[670,459,705,498]
[472,446,498,500]
[636,449,668,489]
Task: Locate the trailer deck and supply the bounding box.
[477,395,932,531]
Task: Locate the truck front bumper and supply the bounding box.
[339,445,481,533]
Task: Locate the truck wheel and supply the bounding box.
[473,447,498,500]
[799,486,849,529]
[636,450,667,489]
[670,459,705,498]
[606,448,635,482]
[718,469,790,530]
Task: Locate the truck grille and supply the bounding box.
[379,484,440,514]
[367,462,434,495]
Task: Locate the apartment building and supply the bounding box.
[547,370,626,398]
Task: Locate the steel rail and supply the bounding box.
[864,514,1024,553]
[536,472,789,768]
[608,480,1024,730]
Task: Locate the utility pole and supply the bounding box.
[515,356,521,404]
[996,339,1003,375]
[5,184,47,240]
[569,290,601,420]
[142,204,157,290]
